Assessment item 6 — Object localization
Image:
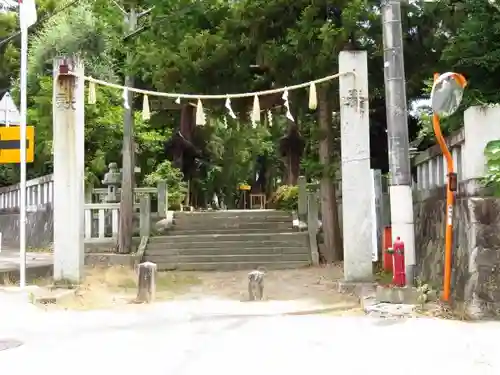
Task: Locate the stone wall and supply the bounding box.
[414,179,500,318]
[0,204,53,249]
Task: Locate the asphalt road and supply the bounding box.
[1,298,500,375]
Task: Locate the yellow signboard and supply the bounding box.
[239,184,251,191]
[0,126,35,164]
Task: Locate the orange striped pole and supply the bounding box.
[432,72,467,301]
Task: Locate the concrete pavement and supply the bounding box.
[1,297,500,374]
[0,250,52,270]
[0,250,52,281]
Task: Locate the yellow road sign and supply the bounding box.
[0,126,35,164]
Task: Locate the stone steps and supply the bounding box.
[147,239,308,250]
[150,232,307,244]
[165,227,293,235]
[146,246,309,256]
[145,210,311,271]
[144,253,310,264]
[171,221,292,231]
[174,209,288,219]
[173,213,291,222]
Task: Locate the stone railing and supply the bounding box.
[0,174,168,217]
[412,105,500,195]
[89,181,168,217]
[0,174,54,210]
[84,195,151,243]
[84,203,120,242]
[412,129,465,192]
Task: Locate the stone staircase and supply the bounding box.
[144,210,311,271]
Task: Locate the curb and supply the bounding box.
[182,303,362,321]
[0,264,52,285]
[334,280,418,319]
[281,303,361,316]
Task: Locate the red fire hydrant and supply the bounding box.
[392,236,406,287]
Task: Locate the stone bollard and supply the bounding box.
[297,176,307,224]
[307,191,319,266]
[157,180,168,218]
[140,194,151,237]
[136,261,157,303]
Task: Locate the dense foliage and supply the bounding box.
[271,185,299,212]
[0,0,497,201]
[483,140,500,196]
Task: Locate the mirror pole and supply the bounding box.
[431,72,455,302]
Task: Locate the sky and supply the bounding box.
[0,0,16,10]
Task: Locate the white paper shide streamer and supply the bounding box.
[282,89,294,121]
[196,99,206,126]
[251,95,260,123]
[308,82,317,110]
[142,94,150,120]
[225,97,236,119]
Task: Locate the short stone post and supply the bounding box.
[297,176,307,224]
[140,194,151,237]
[53,56,85,284]
[157,180,168,218]
[339,50,373,282]
[307,191,319,266]
[136,261,157,303]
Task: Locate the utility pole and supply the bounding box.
[113,1,152,253]
[381,0,416,286]
[118,6,136,254]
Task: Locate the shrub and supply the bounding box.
[270,185,298,211]
[144,160,187,210]
[483,140,500,196]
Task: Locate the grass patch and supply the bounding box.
[375,270,393,285]
[157,272,201,292]
[25,266,202,311]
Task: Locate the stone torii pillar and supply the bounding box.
[52,56,85,284]
[339,50,374,282]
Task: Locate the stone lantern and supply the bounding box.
[102,162,121,203]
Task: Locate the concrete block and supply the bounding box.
[375,285,420,304]
[364,302,417,318]
[335,281,376,297]
[0,285,75,305]
[84,253,139,267]
[31,288,76,304]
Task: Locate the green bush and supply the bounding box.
[270,185,298,211]
[483,140,500,196]
[144,160,187,210]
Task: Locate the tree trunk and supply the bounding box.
[317,86,343,262]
